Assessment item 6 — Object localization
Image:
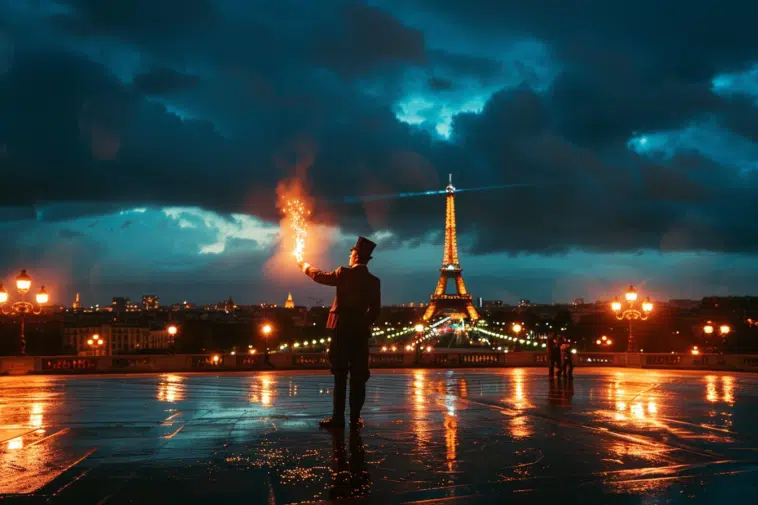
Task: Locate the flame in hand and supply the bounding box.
[285,198,310,263]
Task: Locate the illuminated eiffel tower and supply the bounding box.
[423,175,480,323]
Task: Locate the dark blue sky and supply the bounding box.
[1,0,758,306]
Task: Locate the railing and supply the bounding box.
[2,351,758,375]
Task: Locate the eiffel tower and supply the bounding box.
[423,175,480,323]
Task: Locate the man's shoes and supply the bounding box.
[319,417,345,430]
[350,417,364,429]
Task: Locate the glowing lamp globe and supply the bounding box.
[625,286,637,302]
[414,324,425,333]
[720,325,731,335]
[611,300,622,312]
[36,286,49,305]
[512,323,522,334]
[16,270,31,294]
[0,286,7,304]
[262,324,272,336]
[642,299,653,312]
[167,325,178,336]
[703,325,714,334]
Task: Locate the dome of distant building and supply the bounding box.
[285,292,295,309]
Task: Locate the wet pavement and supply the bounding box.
[1,369,758,504]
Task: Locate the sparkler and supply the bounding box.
[285,198,310,263]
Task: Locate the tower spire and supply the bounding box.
[285,292,295,309]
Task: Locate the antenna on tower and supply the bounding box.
[449,173,452,185]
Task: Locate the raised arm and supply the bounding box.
[300,262,341,286]
[367,278,381,324]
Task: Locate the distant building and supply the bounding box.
[573,298,585,306]
[142,295,160,310]
[478,298,504,309]
[63,323,172,355]
[171,301,196,310]
[668,299,700,310]
[112,297,130,312]
[73,292,81,311]
[285,292,295,309]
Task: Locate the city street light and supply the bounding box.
[702,322,731,351]
[596,335,613,347]
[611,285,653,353]
[167,325,178,347]
[87,333,105,356]
[0,270,50,355]
[261,324,272,337]
[512,323,522,334]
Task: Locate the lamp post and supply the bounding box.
[261,323,272,339]
[87,333,105,356]
[260,323,273,367]
[0,270,50,355]
[611,285,653,353]
[702,322,730,352]
[595,335,613,347]
[167,325,178,348]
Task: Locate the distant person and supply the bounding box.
[298,236,381,430]
[547,332,561,378]
[560,336,574,379]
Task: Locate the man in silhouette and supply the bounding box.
[298,236,381,429]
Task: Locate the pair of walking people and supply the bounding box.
[547,332,574,379]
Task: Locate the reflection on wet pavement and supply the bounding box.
[2,368,758,504]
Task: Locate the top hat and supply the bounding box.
[351,236,377,261]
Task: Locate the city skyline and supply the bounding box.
[3,2,758,304]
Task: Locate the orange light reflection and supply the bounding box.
[157,374,185,403]
[249,373,277,407]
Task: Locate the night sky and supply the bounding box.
[1,1,758,306]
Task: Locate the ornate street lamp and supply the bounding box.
[87,333,105,356]
[0,270,50,355]
[611,285,653,353]
[595,335,613,347]
[702,322,730,351]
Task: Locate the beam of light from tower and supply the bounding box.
[336,182,541,204]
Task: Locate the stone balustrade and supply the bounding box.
[2,350,758,375]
